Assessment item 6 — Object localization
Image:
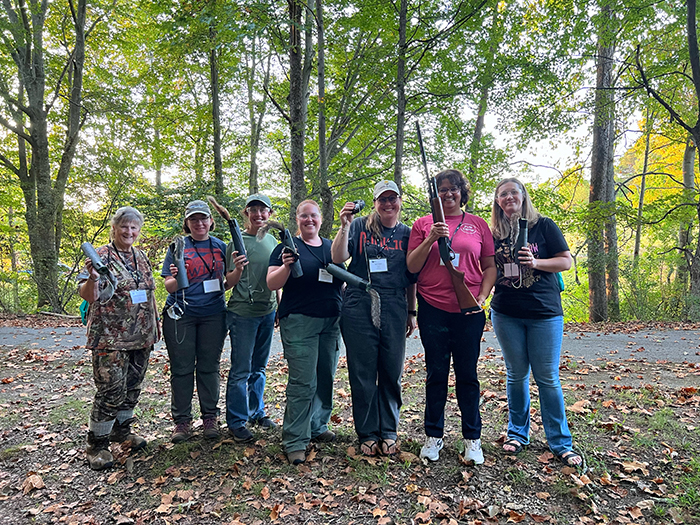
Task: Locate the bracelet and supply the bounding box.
[90,276,99,282]
[408,310,417,316]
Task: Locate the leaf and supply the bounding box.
[535,492,550,500]
[261,485,270,500]
[620,460,650,476]
[415,509,431,523]
[568,399,590,413]
[372,508,386,517]
[21,474,44,494]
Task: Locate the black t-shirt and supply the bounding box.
[490,217,569,319]
[346,216,414,291]
[269,237,344,319]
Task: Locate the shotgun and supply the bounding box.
[415,121,480,314]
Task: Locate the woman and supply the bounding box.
[489,177,581,466]
[162,200,237,443]
[267,200,344,465]
[79,206,159,470]
[225,193,281,443]
[331,180,417,457]
[406,169,496,464]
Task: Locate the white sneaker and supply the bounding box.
[463,438,484,464]
[420,436,444,462]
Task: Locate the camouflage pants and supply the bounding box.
[90,346,151,426]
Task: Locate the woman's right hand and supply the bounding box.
[427,222,449,244]
[85,259,100,282]
[281,249,298,268]
[339,202,356,228]
[169,262,189,277]
[230,252,248,272]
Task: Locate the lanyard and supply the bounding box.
[190,237,217,278]
[110,243,141,287]
[298,237,327,266]
[368,223,399,257]
[449,212,465,244]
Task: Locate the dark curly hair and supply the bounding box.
[435,169,471,207]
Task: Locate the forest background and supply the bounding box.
[2,0,700,324]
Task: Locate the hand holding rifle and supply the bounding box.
[415,121,481,314]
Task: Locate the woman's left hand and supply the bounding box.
[518,246,537,269]
[405,313,417,337]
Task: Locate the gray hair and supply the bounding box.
[110,206,144,241]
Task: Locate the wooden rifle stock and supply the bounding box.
[417,121,480,314]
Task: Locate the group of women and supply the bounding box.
[80,173,581,471]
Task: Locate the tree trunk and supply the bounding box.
[288,0,307,227]
[678,134,695,287]
[316,0,333,238]
[210,26,224,198]
[605,132,619,321]
[588,1,617,322]
[246,35,271,195]
[393,0,407,192]
[8,207,20,312]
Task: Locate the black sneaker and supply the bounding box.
[229,426,254,443]
[252,416,278,429]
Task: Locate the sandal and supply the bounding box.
[380,439,398,457]
[502,439,525,455]
[360,440,379,457]
[558,449,583,467]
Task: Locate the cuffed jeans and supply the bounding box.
[225,310,276,430]
[490,309,573,455]
[417,294,484,440]
[341,289,407,443]
[280,314,340,453]
[163,310,227,423]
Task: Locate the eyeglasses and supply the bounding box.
[298,213,320,220]
[187,217,211,224]
[376,196,398,205]
[497,189,522,199]
[247,206,270,214]
[438,187,460,195]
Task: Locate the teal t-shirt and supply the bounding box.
[226,231,278,317]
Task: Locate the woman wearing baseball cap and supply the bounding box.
[161,200,237,443]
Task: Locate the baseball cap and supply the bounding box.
[373,180,401,199]
[245,193,272,209]
[184,200,212,219]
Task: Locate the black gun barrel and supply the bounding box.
[513,218,529,263]
[81,242,109,276]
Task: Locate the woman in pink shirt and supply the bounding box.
[406,169,496,464]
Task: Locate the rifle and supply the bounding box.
[415,121,480,314]
[258,220,303,278]
[207,196,247,263]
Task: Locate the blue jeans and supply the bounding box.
[490,310,573,455]
[225,310,276,430]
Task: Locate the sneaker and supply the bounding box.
[171,421,192,444]
[202,417,220,440]
[420,436,444,462]
[229,426,254,443]
[463,438,484,464]
[252,416,278,429]
[287,450,306,465]
[311,430,336,443]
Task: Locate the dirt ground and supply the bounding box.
[0,315,699,524]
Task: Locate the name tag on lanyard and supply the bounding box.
[203,279,222,293]
[369,257,388,273]
[318,268,334,283]
[504,263,519,278]
[129,289,148,304]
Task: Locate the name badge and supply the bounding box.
[203,279,222,293]
[504,263,519,278]
[369,258,388,273]
[439,253,460,267]
[318,268,334,283]
[129,289,147,304]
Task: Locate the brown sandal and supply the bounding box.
[360,440,379,457]
[380,439,398,457]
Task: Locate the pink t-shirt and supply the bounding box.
[408,213,495,313]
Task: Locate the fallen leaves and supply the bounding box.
[21,474,44,494]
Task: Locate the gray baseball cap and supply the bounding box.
[245,193,272,209]
[184,200,212,218]
[373,180,401,199]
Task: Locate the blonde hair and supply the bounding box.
[490,178,541,240]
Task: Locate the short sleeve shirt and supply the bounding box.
[226,232,278,317]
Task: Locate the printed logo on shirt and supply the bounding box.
[185,247,222,282]
[460,224,478,235]
[358,231,404,255]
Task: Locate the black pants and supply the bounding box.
[417,294,484,440]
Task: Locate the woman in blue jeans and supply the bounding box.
[489,178,582,467]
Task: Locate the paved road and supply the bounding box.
[2,324,699,364]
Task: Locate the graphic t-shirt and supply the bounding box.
[161,235,227,317]
[408,213,494,313]
[490,216,568,318]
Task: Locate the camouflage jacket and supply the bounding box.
[81,244,159,351]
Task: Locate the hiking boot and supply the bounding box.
[171,421,192,444]
[311,430,336,443]
[420,436,444,462]
[86,431,114,471]
[287,450,306,465]
[252,416,278,429]
[202,417,220,440]
[229,426,254,443]
[463,438,484,465]
[110,418,147,450]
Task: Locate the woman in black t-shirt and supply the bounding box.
[489,178,582,468]
[267,199,344,466]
